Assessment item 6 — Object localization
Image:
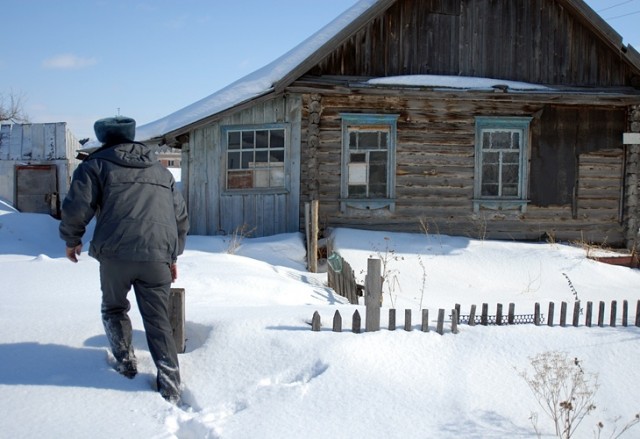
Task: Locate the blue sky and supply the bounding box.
[2,0,639,140]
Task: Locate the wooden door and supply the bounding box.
[15,164,59,216]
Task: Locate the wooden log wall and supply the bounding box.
[625,105,640,250]
[299,93,626,245]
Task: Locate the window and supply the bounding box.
[474,117,532,211]
[224,125,286,191]
[340,114,398,211]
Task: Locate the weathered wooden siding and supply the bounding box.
[313,0,635,87]
[186,95,302,237]
[299,93,626,245]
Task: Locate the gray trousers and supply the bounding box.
[99,260,180,394]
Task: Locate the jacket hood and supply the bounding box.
[87,142,157,168]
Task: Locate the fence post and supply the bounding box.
[389,309,396,331]
[610,300,617,327]
[560,302,567,327]
[421,309,429,332]
[623,300,628,327]
[636,300,640,327]
[451,309,459,334]
[311,311,321,331]
[508,303,515,325]
[365,258,382,332]
[534,302,541,326]
[310,200,319,273]
[436,309,445,335]
[496,303,503,326]
[469,304,477,327]
[352,310,361,334]
[169,288,186,354]
[455,304,461,325]
[481,303,489,326]
[548,302,555,327]
[598,301,605,327]
[572,301,581,327]
[333,310,342,332]
[586,301,593,327]
[404,309,412,331]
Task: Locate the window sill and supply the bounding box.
[223,188,289,196]
[473,199,529,213]
[340,198,396,213]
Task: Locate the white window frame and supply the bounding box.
[222,124,289,194]
[340,113,399,212]
[473,116,532,212]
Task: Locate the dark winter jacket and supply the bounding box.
[59,142,189,263]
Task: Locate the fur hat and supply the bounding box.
[94,116,136,144]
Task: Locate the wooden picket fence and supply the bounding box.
[311,299,640,335]
[327,252,360,304]
[316,255,640,335]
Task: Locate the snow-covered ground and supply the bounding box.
[1,196,639,438]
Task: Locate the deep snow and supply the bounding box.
[1,192,639,438]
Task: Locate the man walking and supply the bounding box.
[59,116,189,404]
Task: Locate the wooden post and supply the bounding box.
[496,303,503,326]
[311,311,321,331]
[623,300,628,327]
[610,300,617,327]
[421,309,429,332]
[404,309,412,331]
[454,304,461,325]
[304,202,311,269]
[451,309,459,334]
[481,303,488,326]
[352,310,361,334]
[560,302,567,327]
[436,309,445,335]
[636,300,640,327]
[332,310,342,332]
[508,303,515,325]
[469,304,477,326]
[169,288,186,353]
[309,200,319,273]
[598,301,605,327]
[389,309,396,331]
[572,301,581,327]
[534,302,541,326]
[586,301,593,327]
[547,302,555,327]
[365,258,382,332]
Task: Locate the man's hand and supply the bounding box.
[65,244,82,263]
[170,264,178,282]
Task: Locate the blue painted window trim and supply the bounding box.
[340,113,399,212]
[473,116,532,212]
[221,123,290,195]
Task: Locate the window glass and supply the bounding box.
[242,131,254,149]
[271,130,284,148]
[256,130,268,148]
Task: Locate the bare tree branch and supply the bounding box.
[0,90,29,123]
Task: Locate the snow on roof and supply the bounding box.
[135,0,380,142]
[368,75,550,91]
